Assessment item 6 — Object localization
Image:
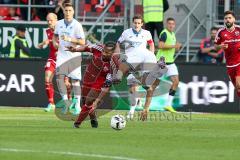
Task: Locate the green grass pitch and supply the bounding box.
[0,107,240,160]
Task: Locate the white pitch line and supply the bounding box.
[0,148,141,160]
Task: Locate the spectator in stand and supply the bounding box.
[0,0,17,3]
[19,0,28,20]
[54,0,72,19]
[199,27,224,64]
[34,0,52,21]
[31,8,41,21]
[18,0,42,21]
[3,7,20,20]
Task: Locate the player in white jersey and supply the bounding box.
[114,15,165,121]
[116,19,156,68]
[53,3,85,115]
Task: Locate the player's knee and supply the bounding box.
[146,86,154,93]
[152,79,160,87]
[129,86,137,93]
[86,99,94,106]
[45,77,51,83]
[85,96,95,106]
[146,80,159,91]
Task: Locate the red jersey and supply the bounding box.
[83,44,111,86]
[46,28,57,61]
[215,26,240,67]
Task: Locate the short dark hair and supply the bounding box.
[105,41,116,51]
[166,17,175,22]
[63,2,74,8]
[224,10,235,18]
[16,25,26,32]
[211,26,218,32]
[132,15,143,22]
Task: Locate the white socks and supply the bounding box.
[63,94,68,100]
[74,95,81,112]
[129,105,137,115]
[167,95,174,106]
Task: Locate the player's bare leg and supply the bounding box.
[127,85,139,120]
[64,76,72,100]
[140,79,160,121]
[139,58,167,120]
[164,75,179,113]
[56,74,72,114]
[56,75,68,100]
[86,89,102,128]
[235,76,240,96]
[44,70,55,112]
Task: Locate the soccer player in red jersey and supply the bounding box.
[38,13,58,112]
[215,11,240,97]
[66,42,116,128]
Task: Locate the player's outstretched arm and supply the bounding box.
[65,45,88,52]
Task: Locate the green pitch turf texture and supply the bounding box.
[0,107,240,160]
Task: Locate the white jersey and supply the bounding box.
[54,19,85,66]
[118,28,156,82]
[117,28,153,54]
[54,19,85,80]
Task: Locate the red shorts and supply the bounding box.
[44,59,56,73]
[227,65,240,85]
[81,84,102,104]
[227,65,240,96]
[82,84,101,96]
[82,81,104,95]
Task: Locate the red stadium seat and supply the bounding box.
[0,7,9,17]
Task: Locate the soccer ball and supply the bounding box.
[111,114,126,130]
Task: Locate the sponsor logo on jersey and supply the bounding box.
[224,39,240,43]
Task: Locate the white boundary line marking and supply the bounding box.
[0,148,141,160]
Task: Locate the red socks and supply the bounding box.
[75,104,94,124]
[45,82,54,104]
